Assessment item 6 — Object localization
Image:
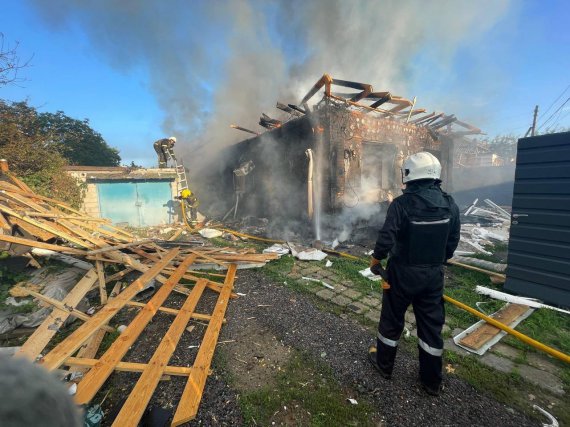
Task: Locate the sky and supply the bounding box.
[1,0,569,168]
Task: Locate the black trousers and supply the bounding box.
[153,143,176,168]
[376,259,445,388]
[153,142,167,168]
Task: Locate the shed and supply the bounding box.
[66,166,180,227]
[505,131,570,308]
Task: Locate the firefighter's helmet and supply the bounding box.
[169,136,177,144]
[181,189,192,198]
[401,152,441,183]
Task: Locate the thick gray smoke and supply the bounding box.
[29,0,511,176]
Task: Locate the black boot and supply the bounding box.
[368,345,392,380]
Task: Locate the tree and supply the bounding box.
[0,33,31,87]
[0,100,122,207]
[37,111,121,166]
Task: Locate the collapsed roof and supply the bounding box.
[232,73,482,137]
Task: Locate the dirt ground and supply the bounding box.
[90,266,539,426]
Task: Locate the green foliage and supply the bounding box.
[0,267,35,313]
[37,111,120,166]
[0,100,119,207]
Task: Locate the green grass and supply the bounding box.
[442,349,569,425]
[239,351,377,426]
[0,266,36,314]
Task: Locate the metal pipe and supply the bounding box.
[305,149,314,219]
[443,294,570,364]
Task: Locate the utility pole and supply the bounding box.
[531,105,539,136]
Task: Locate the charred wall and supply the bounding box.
[218,103,446,225]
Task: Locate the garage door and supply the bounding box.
[97,180,175,227]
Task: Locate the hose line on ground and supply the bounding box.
[206,226,570,364]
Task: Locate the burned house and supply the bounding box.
[219,74,481,234]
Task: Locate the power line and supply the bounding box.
[546,109,570,131]
[539,84,570,120]
[538,97,570,131]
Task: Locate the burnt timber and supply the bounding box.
[220,73,481,223]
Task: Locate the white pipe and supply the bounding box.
[305,149,314,219]
[475,286,570,315]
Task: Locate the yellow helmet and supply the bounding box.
[181,189,192,198]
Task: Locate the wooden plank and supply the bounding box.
[125,300,220,323]
[67,218,132,243]
[5,171,33,192]
[17,269,98,360]
[73,251,193,404]
[8,217,58,241]
[86,239,153,256]
[95,261,108,304]
[112,280,208,426]
[0,211,11,230]
[0,204,92,248]
[172,264,237,425]
[168,228,184,242]
[118,249,229,295]
[104,267,134,284]
[40,248,179,371]
[0,234,86,255]
[64,357,197,377]
[3,191,99,246]
[189,249,229,267]
[12,287,114,333]
[70,282,122,374]
[27,213,107,222]
[459,303,530,350]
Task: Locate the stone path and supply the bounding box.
[287,260,566,399]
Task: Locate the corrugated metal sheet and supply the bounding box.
[505,131,570,308]
[97,180,175,227]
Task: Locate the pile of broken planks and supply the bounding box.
[0,168,278,425]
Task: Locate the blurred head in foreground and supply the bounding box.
[0,356,82,427]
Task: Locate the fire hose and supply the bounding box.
[202,226,570,364]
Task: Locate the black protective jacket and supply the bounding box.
[373,180,460,264]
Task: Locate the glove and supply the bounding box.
[371,263,387,280]
[370,257,387,280]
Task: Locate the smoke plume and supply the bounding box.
[29,0,511,175]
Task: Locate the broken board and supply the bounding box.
[454,303,534,355]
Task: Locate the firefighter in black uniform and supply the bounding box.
[368,151,460,396]
[153,136,177,168]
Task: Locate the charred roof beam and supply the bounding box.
[276,102,303,117]
[230,124,260,136]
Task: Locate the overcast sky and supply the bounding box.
[1,0,569,167]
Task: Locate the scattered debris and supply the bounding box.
[533,405,559,427]
[475,286,570,315]
[0,168,280,425]
[263,243,290,256]
[302,277,334,290]
[198,228,223,239]
[359,268,382,281]
[454,304,534,355]
[288,242,327,261]
[347,398,358,405]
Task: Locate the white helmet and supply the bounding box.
[169,136,177,143]
[401,151,441,183]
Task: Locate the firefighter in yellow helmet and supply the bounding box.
[178,188,199,224]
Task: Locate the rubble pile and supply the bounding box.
[455,198,510,257]
[0,169,278,425]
